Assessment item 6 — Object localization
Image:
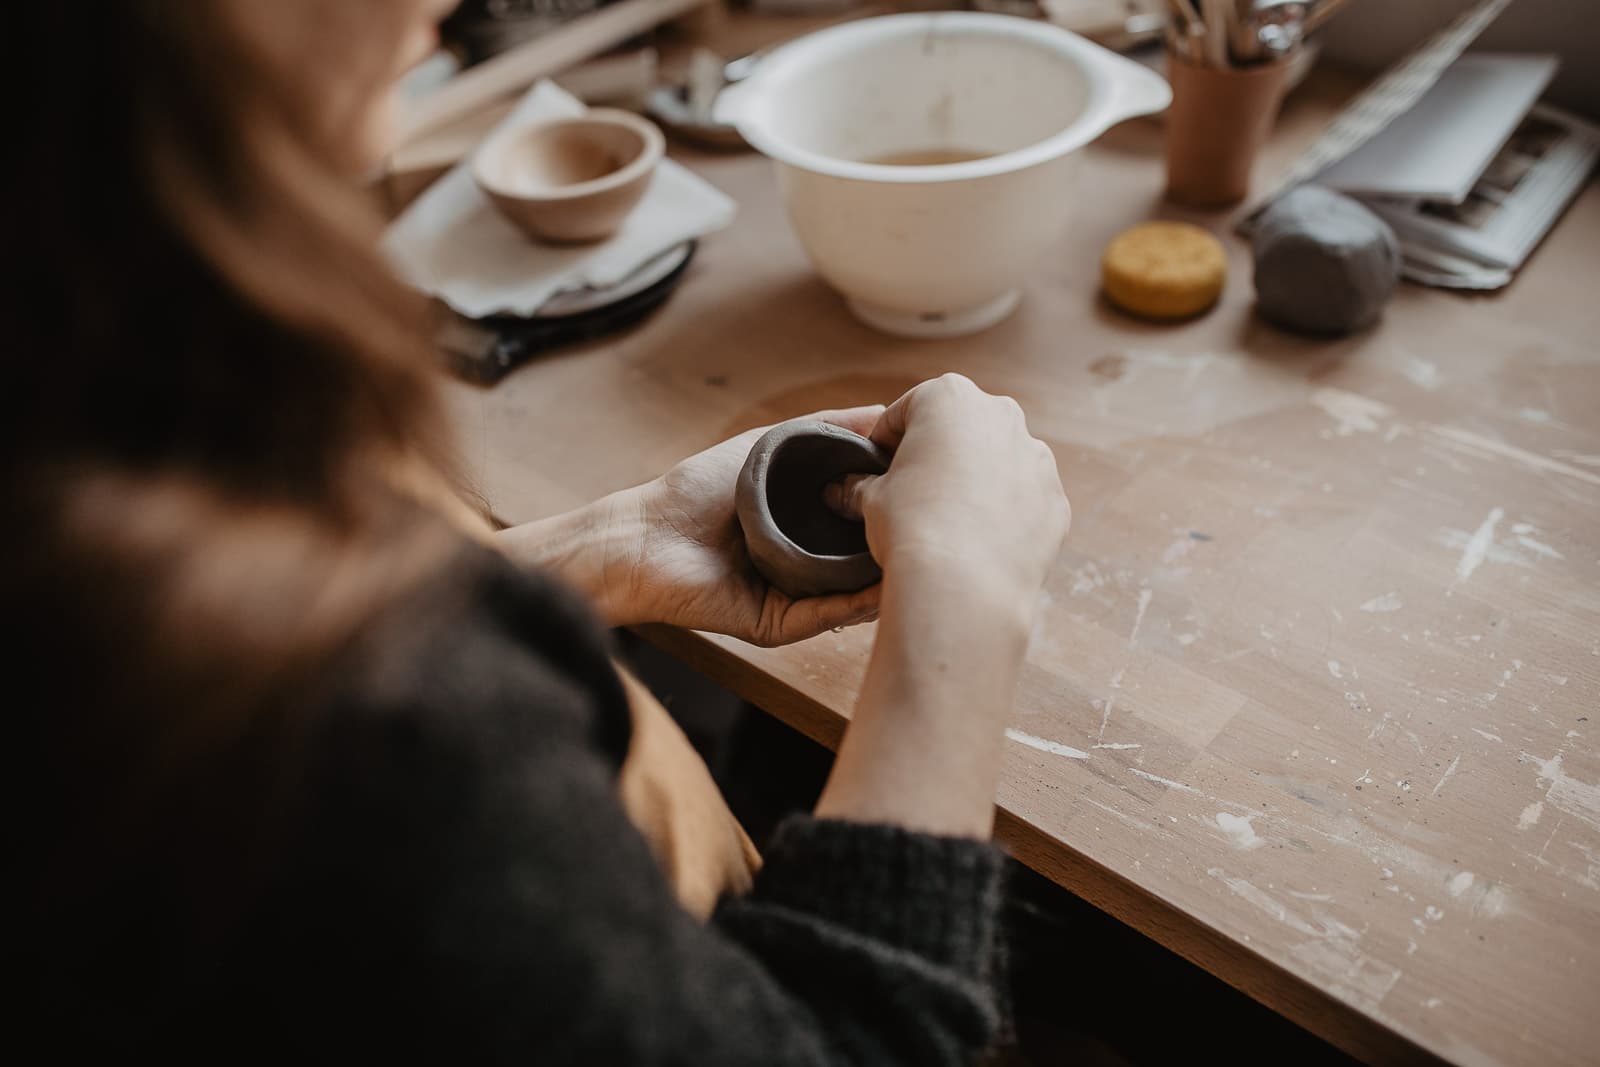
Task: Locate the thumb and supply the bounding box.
[822,473,878,521]
[763,583,882,646]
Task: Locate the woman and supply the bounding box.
[10,2,1069,1063]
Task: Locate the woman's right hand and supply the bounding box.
[826,374,1070,610]
[813,375,1069,838]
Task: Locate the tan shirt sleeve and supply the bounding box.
[614,665,762,920]
[398,461,760,919]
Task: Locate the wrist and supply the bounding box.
[881,545,1043,641]
[496,489,650,625]
[593,484,654,625]
[820,549,1035,838]
[867,556,1038,713]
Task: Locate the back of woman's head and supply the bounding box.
[7,2,450,496]
[7,2,468,896]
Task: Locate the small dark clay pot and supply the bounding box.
[735,419,892,598]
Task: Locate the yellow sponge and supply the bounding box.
[1101,221,1227,321]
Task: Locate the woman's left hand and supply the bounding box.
[497,406,885,647]
[619,405,885,645]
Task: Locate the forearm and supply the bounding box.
[814,557,1036,839]
[494,489,648,626]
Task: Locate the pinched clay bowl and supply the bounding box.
[735,419,893,598]
[473,108,664,244]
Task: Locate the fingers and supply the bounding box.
[796,375,1013,452]
[868,372,986,449]
[822,473,877,520]
[762,583,882,646]
[869,387,915,450]
[809,404,887,438]
[716,404,885,456]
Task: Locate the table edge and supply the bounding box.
[632,623,1454,1067]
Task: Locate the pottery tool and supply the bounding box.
[1227,0,1308,65]
[1101,221,1228,320]
[438,243,695,384]
[735,420,891,598]
[1171,0,1350,68]
[1167,0,1241,67]
[1165,0,1207,64]
[1199,0,1230,67]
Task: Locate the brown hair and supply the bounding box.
[7,4,471,888]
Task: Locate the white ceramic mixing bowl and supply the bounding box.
[715,13,1171,337]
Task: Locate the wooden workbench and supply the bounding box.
[445,27,1600,1066]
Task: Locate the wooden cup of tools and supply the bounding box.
[1164,50,1292,208]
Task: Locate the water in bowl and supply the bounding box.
[863,148,993,166]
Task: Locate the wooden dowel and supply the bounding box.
[399,0,709,145]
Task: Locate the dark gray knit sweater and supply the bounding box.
[26,547,1005,1064]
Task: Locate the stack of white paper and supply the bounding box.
[1314,54,1557,205]
[1248,0,1599,290]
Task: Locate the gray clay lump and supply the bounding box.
[1252,184,1400,337]
[735,419,892,598]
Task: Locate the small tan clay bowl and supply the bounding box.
[473,109,664,244]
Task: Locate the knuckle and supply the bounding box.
[991,394,1029,431]
[912,373,973,414]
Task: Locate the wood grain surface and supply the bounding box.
[445,26,1600,1065]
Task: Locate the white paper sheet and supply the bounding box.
[1365,103,1600,289]
[384,81,736,319]
[1314,54,1557,204]
[1249,0,1515,212]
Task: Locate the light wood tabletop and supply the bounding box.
[445,21,1600,1066]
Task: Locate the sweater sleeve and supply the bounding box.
[268,559,1006,1067]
